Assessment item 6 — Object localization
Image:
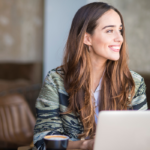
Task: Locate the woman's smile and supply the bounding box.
[108,45,121,52]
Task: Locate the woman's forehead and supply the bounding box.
[96,9,122,28]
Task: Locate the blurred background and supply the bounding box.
[0,0,150,149]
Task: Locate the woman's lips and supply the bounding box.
[108,45,120,52]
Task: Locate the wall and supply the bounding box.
[0,0,43,83]
[0,0,43,63]
[43,0,87,78]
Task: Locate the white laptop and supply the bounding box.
[94,111,150,150]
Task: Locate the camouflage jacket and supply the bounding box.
[33,68,148,150]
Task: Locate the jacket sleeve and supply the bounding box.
[130,77,148,110]
[33,71,64,150]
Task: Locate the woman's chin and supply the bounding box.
[109,55,120,61]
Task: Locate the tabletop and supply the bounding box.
[18,146,31,150]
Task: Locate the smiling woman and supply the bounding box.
[33,2,148,150]
[84,9,124,68]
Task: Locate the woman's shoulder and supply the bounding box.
[44,67,68,94]
[47,67,64,79]
[129,70,147,110]
[130,70,144,82]
[45,67,64,84]
[130,70,145,93]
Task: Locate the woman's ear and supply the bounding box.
[83,32,92,46]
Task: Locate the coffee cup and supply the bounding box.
[44,135,69,150]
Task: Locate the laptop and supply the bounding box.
[94,111,150,150]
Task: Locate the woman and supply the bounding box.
[34,2,148,150]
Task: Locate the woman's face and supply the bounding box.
[89,9,123,62]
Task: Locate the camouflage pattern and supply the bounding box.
[33,69,148,150]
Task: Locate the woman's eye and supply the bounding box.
[106,30,113,33]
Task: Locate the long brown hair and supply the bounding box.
[57,2,135,138]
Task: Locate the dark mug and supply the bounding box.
[44,135,69,150]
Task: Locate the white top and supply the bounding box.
[92,78,102,124]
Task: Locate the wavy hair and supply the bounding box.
[57,2,135,138]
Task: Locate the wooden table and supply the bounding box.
[18,146,31,150]
[18,146,80,150]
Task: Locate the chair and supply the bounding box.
[0,94,36,149]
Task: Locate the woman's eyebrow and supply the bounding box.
[102,25,123,30]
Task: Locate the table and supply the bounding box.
[18,146,31,150]
[18,146,80,150]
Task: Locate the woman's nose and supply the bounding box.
[114,31,123,43]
